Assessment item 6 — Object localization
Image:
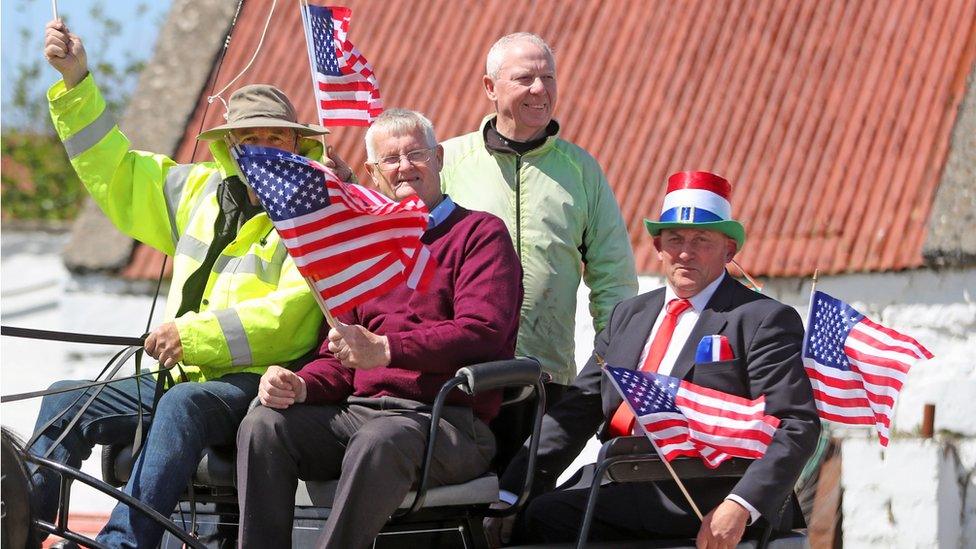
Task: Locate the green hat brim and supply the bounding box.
[644,218,746,251]
[197,117,330,141]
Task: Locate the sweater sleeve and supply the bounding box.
[385,216,522,371]
[296,329,356,403]
[579,155,638,333]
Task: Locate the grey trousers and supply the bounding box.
[236,396,496,549]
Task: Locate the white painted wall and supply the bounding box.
[840,437,965,548]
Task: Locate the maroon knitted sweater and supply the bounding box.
[297,205,523,423]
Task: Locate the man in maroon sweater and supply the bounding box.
[235,109,523,549]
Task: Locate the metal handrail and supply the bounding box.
[25,454,206,549]
[396,357,547,519]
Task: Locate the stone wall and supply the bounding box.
[841,437,974,548]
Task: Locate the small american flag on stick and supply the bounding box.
[605,366,779,468]
[802,290,933,446]
[300,3,383,126]
[231,145,435,316]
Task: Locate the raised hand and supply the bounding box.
[324,144,355,183]
[43,20,88,88]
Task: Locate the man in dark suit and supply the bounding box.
[489,171,820,547]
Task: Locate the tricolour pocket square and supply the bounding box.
[696,335,734,362]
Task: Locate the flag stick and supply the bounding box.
[303,275,344,330]
[800,268,818,384]
[299,0,326,129]
[594,353,704,521]
[730,258,763,292]
[51,0,58,20]
[639,425,704,521]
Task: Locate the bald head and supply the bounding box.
[485,32,555,79]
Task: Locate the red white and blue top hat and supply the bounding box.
[643,171,746,250]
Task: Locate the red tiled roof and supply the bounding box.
[129,0,976,279]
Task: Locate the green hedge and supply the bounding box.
[1,131,87,221]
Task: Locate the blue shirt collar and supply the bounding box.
[427,195,456,229]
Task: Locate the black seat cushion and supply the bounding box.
[106,444,236,488]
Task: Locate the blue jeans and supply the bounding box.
[29,372,260,548]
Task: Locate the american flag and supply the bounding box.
[605,366,779,468]
[232,145,436,316]
[301,4,382,126]
[802,290,933,446]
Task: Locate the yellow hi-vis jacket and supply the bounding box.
[48,75,323,382]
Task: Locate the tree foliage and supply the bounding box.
[1,0,152,221]
[1,131,85,220]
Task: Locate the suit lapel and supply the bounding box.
[670,274,735,380]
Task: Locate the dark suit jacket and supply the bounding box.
[500,274,820,530]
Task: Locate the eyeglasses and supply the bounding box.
[372,147,435,171]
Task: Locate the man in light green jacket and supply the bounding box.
[29,20,345,548]
[441,33,637,405]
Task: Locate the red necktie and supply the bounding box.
[607,298,692,438]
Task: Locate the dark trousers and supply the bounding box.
[29,373,260,548]
[236,396,496,549]
[490,382,566,473]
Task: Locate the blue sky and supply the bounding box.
[1,0,173,127]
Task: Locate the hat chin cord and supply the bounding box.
[730,258,763,292]
[207,0,278,118]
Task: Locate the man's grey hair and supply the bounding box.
[364,108,438,161]
[485,32,555,79]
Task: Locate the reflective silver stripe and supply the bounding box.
[175,172,221,254]
[163,165,193,244]
[186,172,222,223]
[175,234,210,263]
[214,309,252,366]
[213,241,286,285]
[271,239,288,267]
[63,110,116,158]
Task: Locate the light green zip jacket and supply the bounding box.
[441,115,637,385]
[48,75,323,383]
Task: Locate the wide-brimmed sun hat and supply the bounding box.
[643,171,746,251]
[197,84,329,141]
